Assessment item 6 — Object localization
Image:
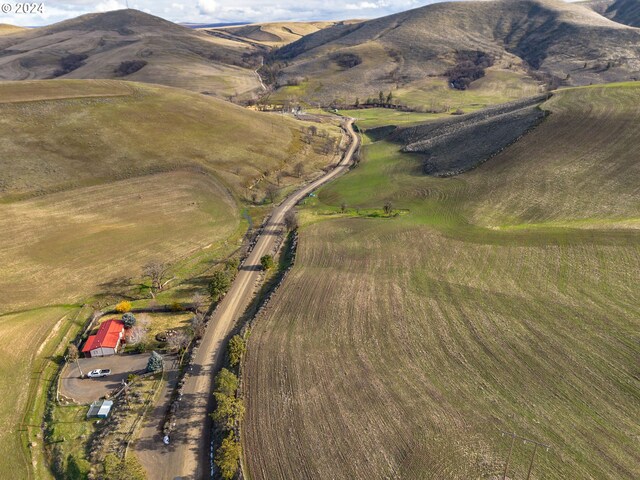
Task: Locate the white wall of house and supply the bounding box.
[90,346,116,357]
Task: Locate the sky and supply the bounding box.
[1,0,583,27]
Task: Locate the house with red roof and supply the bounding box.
[82,319,125,358]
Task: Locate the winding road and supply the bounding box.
[134,118,360,479]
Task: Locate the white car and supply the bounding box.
[87,369,111,378]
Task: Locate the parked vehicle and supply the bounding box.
[87,369,111,378]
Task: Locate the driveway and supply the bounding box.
[60,353,151,404]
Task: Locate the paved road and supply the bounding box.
[135,119,360,480]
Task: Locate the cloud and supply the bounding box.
[3,0,579,27]
[95,0,127,12]
[197,0,219,15]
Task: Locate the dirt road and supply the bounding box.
[134,119,360,479]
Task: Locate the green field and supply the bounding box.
[243,84,640,479]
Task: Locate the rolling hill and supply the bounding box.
[0,24,26,35]
[269,0,640,105]
[0,9,263,97]
[0,78,340,313]
[212,21,361,47]
[594,0,640,27]
[243,83,640,480]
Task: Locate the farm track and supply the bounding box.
[135,119,360,480]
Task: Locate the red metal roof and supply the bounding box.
[82,319,124,352]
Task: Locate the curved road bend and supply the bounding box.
[135,119,360,479]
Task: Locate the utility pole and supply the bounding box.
[500,430,550,480]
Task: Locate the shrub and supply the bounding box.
[215,368,238,396]
[215,431,241,480]
[115,301,132,313]
[66,454,90,480]
[114,60,147,77]
[260,254,275,271]
[52,53,88,77]
[446,51,494,90]
[121,312,136,328]
[331,52,362,69]
[103,453,146,480]
[209,271,231,301]
[146,351,163,373]
[228,335,246,367]
[225,257,240,271]
[67,343,79,362]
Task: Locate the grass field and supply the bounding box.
[242,83,640,479]
[0,306,81,480]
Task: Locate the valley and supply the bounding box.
[0,1,638,479]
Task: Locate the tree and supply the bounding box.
[284,210,299,231]
[66,454,90,480]
[215,431,241,480]
[67,344,79,362]
[209,271,231,301]
[260,254,275,271]
[215,368,239,396]
[212,392,245,429]
[228,335,246,367]
[383,201,393,215]
[355,97,360,108]
[191,312,206,339]
[127,325,148,346]
[143,261,172,297]
[276,170,285,186]
[191,292,207,313]
[293,161,305,178]
[115,300,131,313]
[378,90,385,103]
[225,257,240,272]
[121,312,136,329]
[265,184,278,203]
[308,125,318,136]
[146,351,163,373]
[167,331,190,352]
[340,202,347,214]
[386,91,393,104]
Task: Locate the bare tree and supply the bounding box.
[383,201,393,215]
[284,210,299,231]
[276,171,285,186]
[341,202,347,213]
[191,292,207,313]
[266,184,279,204]
[167,331,190,352]
[128,325,148,345]
[191,312,206,339]
[143,261,173,298]
[293,162,305,178]
[67,344,79,362]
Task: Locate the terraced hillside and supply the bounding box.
[0,9,261,97]
[270,0,640,105]
[243,84,640,479]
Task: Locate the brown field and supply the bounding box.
[242,84,640,479]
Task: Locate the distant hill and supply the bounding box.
[593,0,640,27]
[0,9,263,98]
[0,24,26,35]
[213,21,361,47]
[270,0,640,104]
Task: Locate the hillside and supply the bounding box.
[0,79,340,313]
[212,21,361,47]
[0,9,262,97]
[600,0,640,27]
[269,0,640,105]
[243,83,640,479]
[0,24,26,35]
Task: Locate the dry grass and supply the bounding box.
[0,24,26,35]
[242,83,640,479]
[0,307,77,479]
[214,21,357,47]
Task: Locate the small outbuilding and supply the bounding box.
[87,399,114,419]
[82,319,125,358]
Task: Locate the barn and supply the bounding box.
[82,319,125,358]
